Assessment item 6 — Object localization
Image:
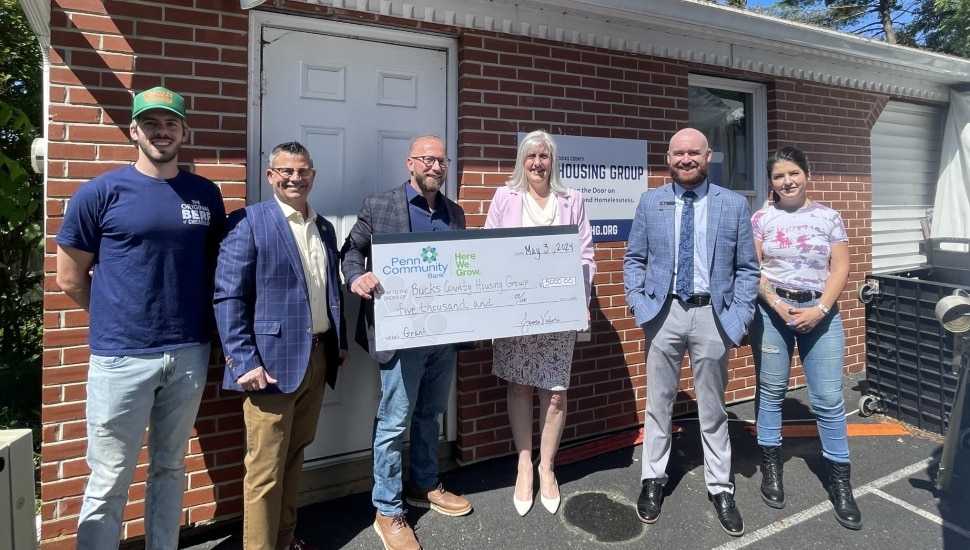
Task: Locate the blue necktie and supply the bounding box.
[676,190,697,301]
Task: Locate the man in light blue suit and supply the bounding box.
[623,128,759,537]
[215,142,347,550]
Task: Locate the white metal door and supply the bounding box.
[257,19,450,463]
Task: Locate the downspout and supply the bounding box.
[17,0,50,187]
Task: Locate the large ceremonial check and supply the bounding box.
[371,226,588,351]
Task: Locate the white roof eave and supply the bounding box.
[466,0,970,101]
[555,0,969,80]
[20,0,970,101]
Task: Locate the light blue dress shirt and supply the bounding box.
[673,181,710,295]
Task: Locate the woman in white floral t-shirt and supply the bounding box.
[750,147,861,530]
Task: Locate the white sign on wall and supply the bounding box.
[520,133,648,242]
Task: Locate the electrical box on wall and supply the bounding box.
[0,429,36,550]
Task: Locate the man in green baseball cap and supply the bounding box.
[132,86,187,121]
[127,86,190,165]
[57,83,224,549]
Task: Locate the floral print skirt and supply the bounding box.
[492,330,577,390]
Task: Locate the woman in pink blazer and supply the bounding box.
[485,130,596,516]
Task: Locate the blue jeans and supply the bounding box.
[372,344,458,516]
[750,299,850,462]
[77,343,210,550]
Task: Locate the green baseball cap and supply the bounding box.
[131,87,186,121]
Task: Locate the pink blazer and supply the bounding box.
[484,185,596,303]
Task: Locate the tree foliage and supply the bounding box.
[1,0,41,118]
[906,0,970,57]
[0,0,43,436]
[707,0,750,7]
[768,1,917,42]
[735,0,970,56]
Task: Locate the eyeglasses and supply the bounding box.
[270,167,316,179]
[409,156,451,168]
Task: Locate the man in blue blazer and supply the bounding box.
[342,135,470,550]
[623,128,759,537]
[215,142,347,550]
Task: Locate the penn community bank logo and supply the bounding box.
[384,246,449,279]
[421,246,438,263]
[382,246,482,279]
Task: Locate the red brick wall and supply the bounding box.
[41,1,881,546]
[766,81,882,392]
[42,1,251,547]
[452,31,879,463]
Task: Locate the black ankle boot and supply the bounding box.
[759,445,785,508]
[826,458,862,529]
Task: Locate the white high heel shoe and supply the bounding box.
[513,494,534,516]
[539,472,561,514]
[513,471,534,516]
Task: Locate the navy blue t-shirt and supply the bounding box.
[56,165,226,355]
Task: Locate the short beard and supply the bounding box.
[138,141,180,164]
[413,172,444,194]
[670,165,707,187]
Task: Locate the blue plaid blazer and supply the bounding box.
[622,182,759,345]
[215,200,347,393]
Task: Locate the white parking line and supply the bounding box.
[870,488,970,540]
[712,458,934,550]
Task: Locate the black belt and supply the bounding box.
[672,294,711,306]
[311,332,326,349]
[775,287,822,302]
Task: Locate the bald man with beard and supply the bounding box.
[623,128,759,537]
[341,136,471,550]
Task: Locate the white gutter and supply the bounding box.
[17,0,970,100]
[436,0,969,100]
[18,0,51,229]
[17,0,49,63]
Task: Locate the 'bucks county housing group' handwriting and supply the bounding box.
[371,228,588,351]
[382,275,578,335]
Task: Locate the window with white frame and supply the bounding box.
[688,75,767,208]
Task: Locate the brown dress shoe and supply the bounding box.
[405,482,472,516]
[374,511,421,550]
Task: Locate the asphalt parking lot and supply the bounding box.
[180,371,970,549]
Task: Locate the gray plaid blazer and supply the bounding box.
[340,182,466,361]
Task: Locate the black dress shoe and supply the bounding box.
[709,492,744,536]
[636,480,664,523]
